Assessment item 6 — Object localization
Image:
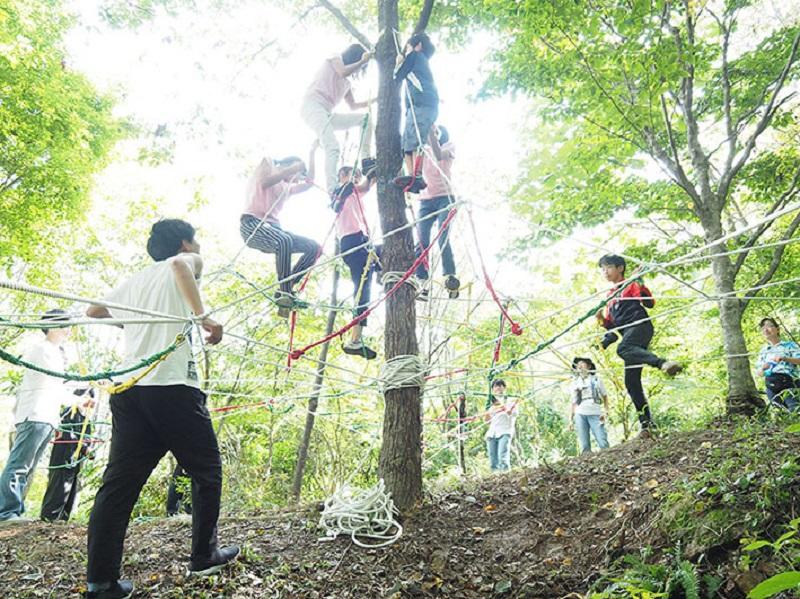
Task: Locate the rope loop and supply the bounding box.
[379,354,427,393]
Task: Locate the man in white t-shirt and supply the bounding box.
[484,379,518,472]
[84,219,238,599]
[569,357,610,454]
[0,310,73,523]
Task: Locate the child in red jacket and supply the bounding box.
[596,254,681,438]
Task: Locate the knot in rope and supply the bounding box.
[379,354,427,393]
[510,322,523,336]
[380,272,422,293]
[318,479,403,548]
[289,349,305,361]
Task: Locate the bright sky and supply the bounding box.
[63,0,536,300]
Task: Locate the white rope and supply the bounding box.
[318,479,403,548]
[379,354,427,393]
[379,271,422,292]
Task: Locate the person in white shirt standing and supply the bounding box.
[0,309,72,523]
[569,357,610,454]
[84,219,238,599]
[484,379,518,472]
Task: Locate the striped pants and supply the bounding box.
[240,214,320,293]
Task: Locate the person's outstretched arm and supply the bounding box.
[261,163,305,190]
[289,143,318,194]
[171,254,222,345]
[331,53,372,79]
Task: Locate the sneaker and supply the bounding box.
[274,292,305,318]
[343,340,378,360]
[637,429,654,440]
[660,361,682,376]
[392,175,427,193]
[85,580,134,599]
[444,275,460,299]
[188,545,241,577]
[361,158,377,180]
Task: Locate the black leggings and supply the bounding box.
[616,321,665,429]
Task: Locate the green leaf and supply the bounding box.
[748,572,800,599]
[742,540,772,552]
[784,423,800,433]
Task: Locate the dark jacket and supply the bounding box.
[394,51,439,109]
[601,280,654,348]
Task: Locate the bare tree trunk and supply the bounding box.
[701,212,764,415]
[375,0,423,512]
[291,262,341,502]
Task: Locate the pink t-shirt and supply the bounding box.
[243,177,290,224]
[304,58,351,112]
[420,142,455,200]
[335,190,368,238]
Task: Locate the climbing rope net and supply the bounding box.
[1,28,800,544]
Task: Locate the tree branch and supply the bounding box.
[732,162,800,276]
[317,0,372,49]
[414,0,435,34]
[659,93,697,200]
[719,28,800,202]
[742,208,800,306]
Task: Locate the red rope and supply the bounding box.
[466,208,523,336]
[289,207,459,361]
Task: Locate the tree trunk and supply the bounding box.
[375,0,423,511]
[701,213,765,414]
[291,262,341,502]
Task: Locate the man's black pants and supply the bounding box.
[616,321,665,430]
[87,385,222,583]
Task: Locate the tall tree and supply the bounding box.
[0,0,119,271]
[462,0,800,414]
[309,0,434,509]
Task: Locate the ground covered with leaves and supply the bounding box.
[2,417,800,598]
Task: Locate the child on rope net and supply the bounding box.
[240,143,320,317]
[84,219,238,599]
[301,43,374,197]
[755,317,800,412]
[484,379,518,472]
[332,163,381,360]
[414,124,459,300]
[393,32,439,194]
[40,388,96,522]
[0,309,74,525]
[596,254,682,440]
[568,357,610,454]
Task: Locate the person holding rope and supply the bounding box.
[84,219,238,599]
[393,32,439,194]
[569,357,610,454]
[332,164,381,360]
[240,144,320,317]
[414,124,459,299]
[755,317,800,411]
[0,309,74,525]
[40,389,96,522]
[301,43,374,196]
[596,254,682,439]
[484,379,518,472]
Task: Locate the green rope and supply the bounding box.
[0,334,186,383]
[489,277,644,379]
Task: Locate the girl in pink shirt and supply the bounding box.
[301,44,374,195]
[240,144,320,316]
[331,164,381,359]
